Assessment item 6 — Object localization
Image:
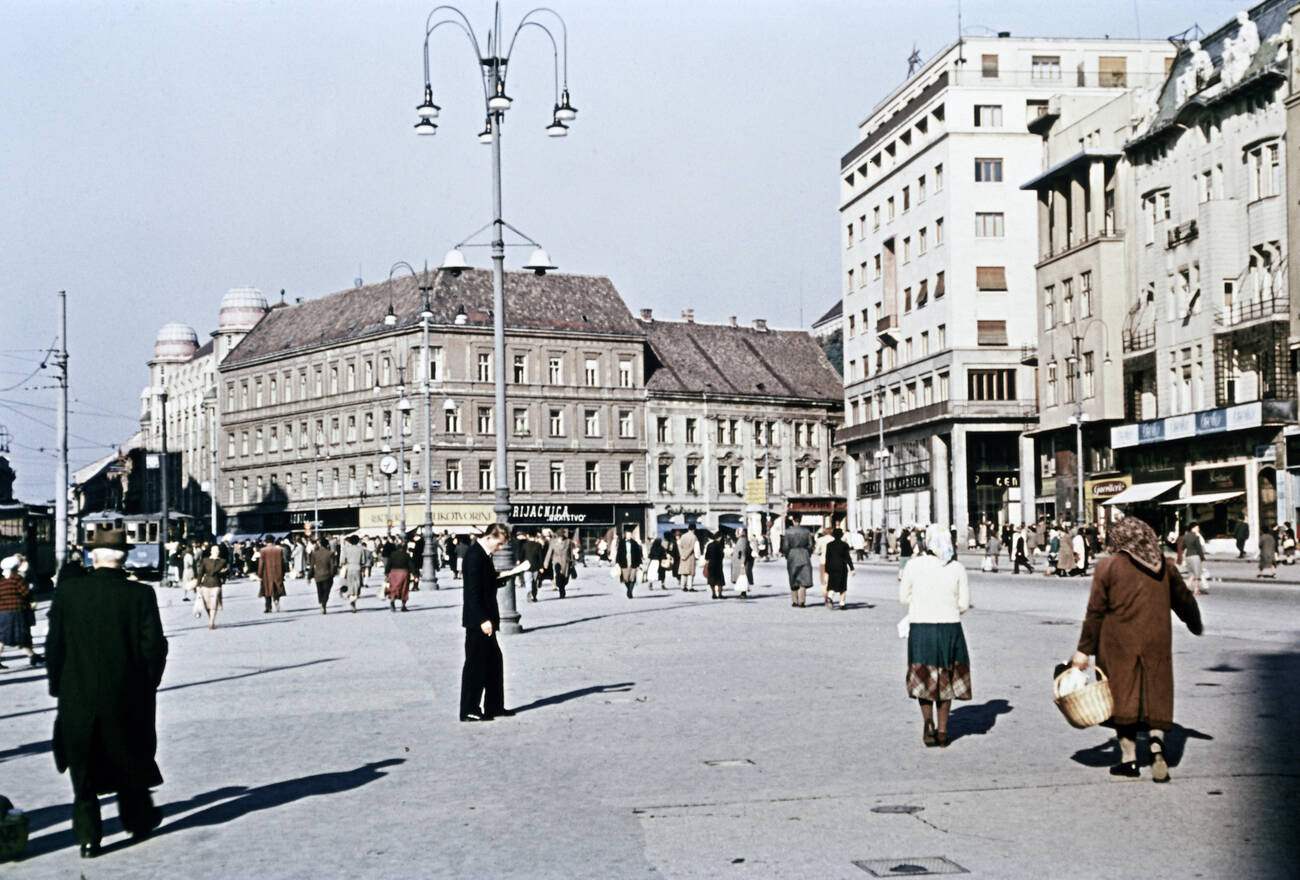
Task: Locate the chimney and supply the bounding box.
[681,308,695,323]
[753,318,768,332]
[728,316,738,327]
[639,308,653,322]
[997,30,1011,38]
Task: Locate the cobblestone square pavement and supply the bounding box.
[4,560,1298,879]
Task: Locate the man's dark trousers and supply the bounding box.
[460,629,504,717]
[71,762,158,846]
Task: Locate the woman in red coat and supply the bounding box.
[1072,517,1202,782]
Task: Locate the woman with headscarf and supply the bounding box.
[384,539,412,612]
[899,524,971,748]
[0,555,42,668]
[1072,516,1202,782]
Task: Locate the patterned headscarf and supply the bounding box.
[925,523,956,565]
[1106,516,1164,576]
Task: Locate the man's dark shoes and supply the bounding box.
[1109,761,1141,778]
[29,653,44,666]
[80,843,101,859]
[460,712,491,722]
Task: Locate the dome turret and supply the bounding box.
[219,287,270,332]
[153,322,199,362]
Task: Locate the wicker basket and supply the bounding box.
[1054,667,1113,729]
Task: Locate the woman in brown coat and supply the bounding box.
[1072,517,1202,782]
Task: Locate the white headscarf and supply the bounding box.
[0,555,20,575]
[925,524,955,565]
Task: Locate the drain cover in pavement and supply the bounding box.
[852,857,968,876]
[703,758,755,768]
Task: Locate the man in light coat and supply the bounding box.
[676,525,699,592]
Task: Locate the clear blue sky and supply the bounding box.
[1,0,1242,502]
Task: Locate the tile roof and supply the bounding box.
[642,319,843,403]
[812,300,842,328]
[223,269,643,366]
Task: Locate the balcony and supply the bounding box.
[1166,219,1198,249]
[835,399,1037,445]
[1215,295,1289,329]
[876,314,900,346]
[1122,328,1155,354]
[1019,344,1038,366]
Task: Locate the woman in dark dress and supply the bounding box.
[385,542,413,611]
[822,528,855,610]
[647,536,668,590]
[704,533,726,599]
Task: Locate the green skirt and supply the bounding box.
[906,622,972,701]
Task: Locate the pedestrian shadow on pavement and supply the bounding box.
[523,600,713,632]
[0,738,50,764]
[157,658,341,697]
[0,672,48,687]
[513,682,635,713]
[947,699,1013,742]
[1069,723,1213,769]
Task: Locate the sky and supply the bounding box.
[1,0,1244,502]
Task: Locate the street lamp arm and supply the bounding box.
[512,8,569,86]
[504,20,561,103]
[423,17,491,106]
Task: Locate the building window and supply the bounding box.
[976,320,1008,346]
[967,368,1018,401]
[1062,277,1074,322]
[1046,362,1058,406]
[363,360,374,389]
[444,406,460,434]
[618,360,633,388]
[873,254,882,279]
[477,406,493,434]
[976,266,1008,291]
[887,196,895,221]
[902,185,910,212]
[657,461,671,494]
[346,362,357,391]
[584,357,599,386]
[981,54,998,78]
[1083,352,1096,398]
[227,432,236,458]
[656,416,670,443]
[446,460,462,491]
[269,426,279,452]
[364,412,375,440]
[478,460,493,492]
[618,410,634,438]
[918,227,927,254]
[548,356,563,384]
[513,408,530,436]
[514,461,530,492]
[549,409,564,437]
[917,174,927,202]
[620,461,634,492]
[872,205,880,229]
[585,461,599,492]
[934,163,943,191]
[347,466,356,496]
[240,431,249,456]
[974,104,1002,127]
[975,212,1005,237]
[1031,54,1061,80]
[1080,271,1093,317]
[550,461,564,492]
[346,415,357,443]
[685,418,697,443]
[584,409,601,438]
[935,271,945,298]
[685,463,699,494]
[477,353,492,382]
[401,409,411,436]
[920,331,930,356]
[1044,284,1055,328]
[512,353,527,384]
[974,157,1003,182]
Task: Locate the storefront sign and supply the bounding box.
[973,473,1020,488]
[509,503,615,525]
[1086,477,1131,499]
[359,503,493,529]
[861,472,930,494]
[289,507,359,529]
[744,479,768,506]
[1113,401,1267,449]
[786,498,848,514]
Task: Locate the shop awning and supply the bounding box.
[1102,480,1182,506]
[1159,491,1244,506]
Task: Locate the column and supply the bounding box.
[1088,160,1107,235]
[950,425,969,546]
[930,433,950,528]
[1019,432,1036,526]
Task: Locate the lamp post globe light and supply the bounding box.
[418,2,578,635]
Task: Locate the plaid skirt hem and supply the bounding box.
[906,663,973,702]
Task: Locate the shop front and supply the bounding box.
[357,502,494,536]
[510,502,649,553]
[1084,476,1130,534]
[288,506,359,535]
[785,496,847,530]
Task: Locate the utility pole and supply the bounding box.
[205,389,219,539]
[1073,333,1085,525]
[54,290,69,578]
[158,373,170,585]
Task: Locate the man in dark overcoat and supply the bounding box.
[46,529,167,857]
[310,539,336,614]
[459,524,512,722]
[257,539,286,613]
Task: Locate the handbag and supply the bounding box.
[608,564,620,582]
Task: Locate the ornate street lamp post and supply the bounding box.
[419,2,577,634]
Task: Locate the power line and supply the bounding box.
[0,401,119,450]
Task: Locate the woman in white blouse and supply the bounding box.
[899,524,972,748]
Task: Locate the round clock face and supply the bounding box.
[379,454,399,475]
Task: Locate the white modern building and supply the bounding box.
[837,33,1173,544]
